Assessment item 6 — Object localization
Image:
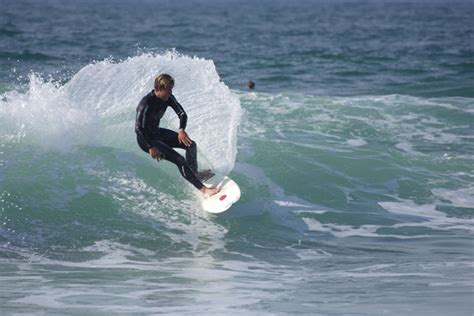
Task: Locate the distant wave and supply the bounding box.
[0,51,58,61]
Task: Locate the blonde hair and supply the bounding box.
[154,74,175,91]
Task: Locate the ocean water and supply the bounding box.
[1,0,473,315]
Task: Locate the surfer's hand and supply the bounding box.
[149,147,161,160]
[178,129,192,147]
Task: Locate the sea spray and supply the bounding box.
[0,51,242,174]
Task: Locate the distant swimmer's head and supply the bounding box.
[247,80,255,90]
[154,73,175,101]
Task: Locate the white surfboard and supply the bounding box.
[201,174,240,214]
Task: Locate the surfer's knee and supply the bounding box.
[175,154,187,166]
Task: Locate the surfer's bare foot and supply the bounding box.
[201,186,220,196]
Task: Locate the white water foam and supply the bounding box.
[346,138,368,147]
[0,74,99,150]
[379,200,447,218]
[299,197,474,239]
[432,187,474,209]
[379,199,474,233]
[240,92,473,160]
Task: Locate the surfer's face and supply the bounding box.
[156,85,173,101]
[162,86,173,101]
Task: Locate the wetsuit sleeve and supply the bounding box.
[169,94,188,130]
[135,103,153,149]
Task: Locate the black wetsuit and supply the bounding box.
[135,90,203,190]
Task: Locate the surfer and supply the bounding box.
[135,74,220,196]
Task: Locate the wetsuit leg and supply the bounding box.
[156,128,198,173]
[137,131,203,190]
[150,139,203,190]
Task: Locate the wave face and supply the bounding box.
[0,52,242,264]
[238,91,474,238]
